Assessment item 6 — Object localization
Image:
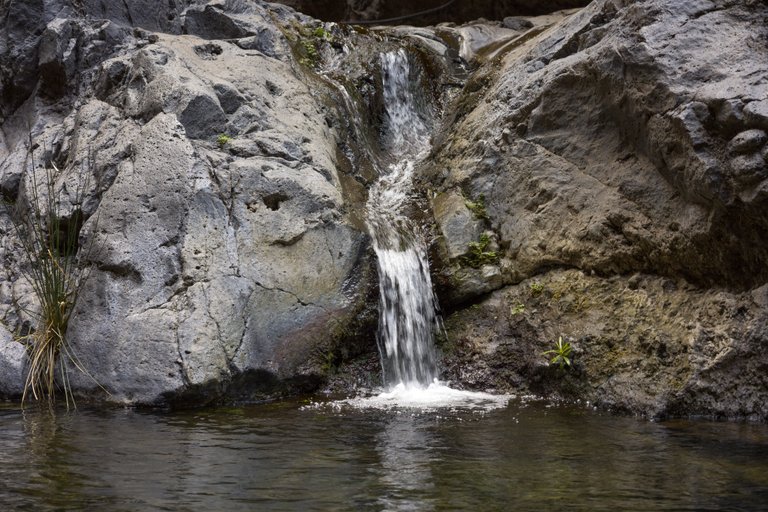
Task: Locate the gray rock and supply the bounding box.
[79,0,192,32]
[213,82,246,114]
[429,0,768,293]
[502,17,534,31]
[745,99,768,130]
[431,190,484,260]
[184,4,256,39]
[423,0,768,419]
[441,270,768,421]
[728,129,767,155]
[715,98,745,133]
[0,326,25,398]
[731,154,767,184]
[0,1,375,405]
[235,31,281,58]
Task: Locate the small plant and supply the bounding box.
[529,281,545,296]
[543,336,572,369]
[10,154,94,407]
[321,350,337,375]
[299,38,319,67]
[460,233,499,268]
[216,134,231,148]
[312,27,333,41]
[297,24,333,68]
[510,303,525,315]
[465,194,488,221]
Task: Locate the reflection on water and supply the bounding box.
[376,414,436,511]
[1,400,768,511]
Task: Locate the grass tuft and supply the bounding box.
[10,149,95,408]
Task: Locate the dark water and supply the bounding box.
[1,398,767,511]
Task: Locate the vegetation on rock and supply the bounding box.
[460,233,499,268]
[543,336,572,370]
[10,156,93,407]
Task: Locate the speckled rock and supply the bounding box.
[0,0,375,405]
[425,0,768,420]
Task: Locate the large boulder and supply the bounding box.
[428,0,768,419]
[0,0,198,115]
[0,1,376,405]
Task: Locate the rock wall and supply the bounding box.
[0,0,380,405]
[427,0,768,420]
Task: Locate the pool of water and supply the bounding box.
[1,396,767,511]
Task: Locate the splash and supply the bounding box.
[340,382,512,411]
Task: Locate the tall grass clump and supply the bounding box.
[11,151,92,408]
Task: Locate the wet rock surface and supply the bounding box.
[426,0,768,420]
[439,270,768,421]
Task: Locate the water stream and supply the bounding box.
[354,48,509,410]
[365,49,439,389]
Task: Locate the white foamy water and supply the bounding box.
[340,382,512,411]
[378,49,429,153]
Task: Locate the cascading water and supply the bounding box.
[325,47,509,410]
[365,49,439,389]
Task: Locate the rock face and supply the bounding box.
[0,0,379,405]
[427,0,768,420]
[1,0,767,420]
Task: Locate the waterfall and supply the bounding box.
[365,49,440,389]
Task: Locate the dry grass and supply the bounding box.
[12,157,90,408]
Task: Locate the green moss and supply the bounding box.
[299,39,319,67]
[464,194,488,220]
[313,27,333,41]
[460,233,499,268]
[216,134,231,148]
[292,24,333,69]
[529,281,545,296]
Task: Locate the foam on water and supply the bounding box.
[339,382,512,411]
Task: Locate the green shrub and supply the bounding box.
[464,194,488,220]
[313,27,332,41]
[216,134,231,148]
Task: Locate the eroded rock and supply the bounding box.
[728,129,767,155]
[423,0,768,419]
